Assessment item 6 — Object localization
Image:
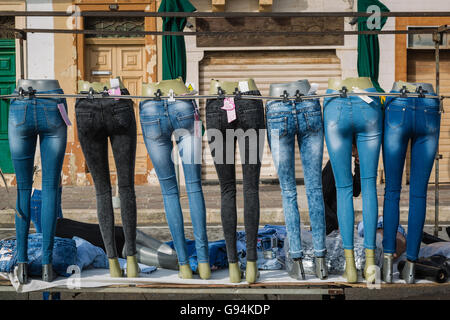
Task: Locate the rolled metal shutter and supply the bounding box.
[199,50,342,181]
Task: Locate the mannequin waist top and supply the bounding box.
[209,79,259,95]
[269,80,311,97]
[17,79,60,92]
[78,80,125,93]
[142,78,190,96]
[392,81,435,94]
[328,77,374,91]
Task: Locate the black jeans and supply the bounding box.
[205,91,265,263]
[75,90,137,258]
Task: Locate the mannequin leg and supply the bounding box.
[110,113,138,277]
[177,130,210,279]
[407,131,439,261]
[77,120,120,277]
[39,126,67,268]
[9,127,35,284]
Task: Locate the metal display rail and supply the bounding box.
[0,90,443,103]
[1,11,450,17]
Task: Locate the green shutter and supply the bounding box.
[0,39,15,173]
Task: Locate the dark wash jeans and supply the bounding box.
[75,89,137,259]
[382,92,441,261]
[206,91,265,263]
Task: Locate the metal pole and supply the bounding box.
[15,31,25,80]
[434,30,442,237]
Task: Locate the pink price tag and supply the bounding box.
[108,88,121,100]
[221,98,237,123]
[57,103,72,126]
[194,120,202,138]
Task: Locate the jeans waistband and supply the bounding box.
[392,82,435,94]
[266,97,320,110]
[13,88,64,96]
[139,98,195,110]
[323,88,380,105]
[12,88,66,104]
[386,91,440,110]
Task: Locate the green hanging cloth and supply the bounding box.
[158,0,196,83]
[357,0,390,92]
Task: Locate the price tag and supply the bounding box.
[194,120,202,138]
[221,97,237,123]
[238,81,250,93]
[57,103,72,126]
[108,88,121,100]
[308,83,320,95]
[352,87,374,104]
[110,78,120,88]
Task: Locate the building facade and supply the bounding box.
[0,0,449,187]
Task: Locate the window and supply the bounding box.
[84,17,145,38]
[408,27,446,48]
[0,17,15,39]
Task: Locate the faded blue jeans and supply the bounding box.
[383,91,441,261]
[8,89,67,265]
[266,99,326,258]
[139,99,209,266]
[323,88,382,251]
[0,233,77,276]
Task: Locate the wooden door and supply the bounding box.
[85,42,148,176]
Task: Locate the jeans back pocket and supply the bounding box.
[43,104,65,129]
[424,109,441,134]
[324,102,342,128]
[112,105,134,131]
[304,110,323,133]
[76,111,94,136]
[141,118,162,140]
[267,116,288,137]
[176,111,195,132]
[9,103,27,127]
[360,103,381,126]
[386,105,406,129]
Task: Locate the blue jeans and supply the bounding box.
[139,99,209,266]
[0,233,77,277]
[323,88,382,250]
[8,89,67,265]
[382,92,441,261]
[30,188,63,234]
[266,99,326,258]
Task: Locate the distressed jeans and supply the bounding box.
[266,99,327,258]
[323,88,382,250]
[8,89,67,265]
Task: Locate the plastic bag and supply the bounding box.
[284,228,383,275]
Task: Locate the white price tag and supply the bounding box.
[352,87,374,104]
[308,83,319,95]
[110,78,120,89]
[238,81,250,93]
